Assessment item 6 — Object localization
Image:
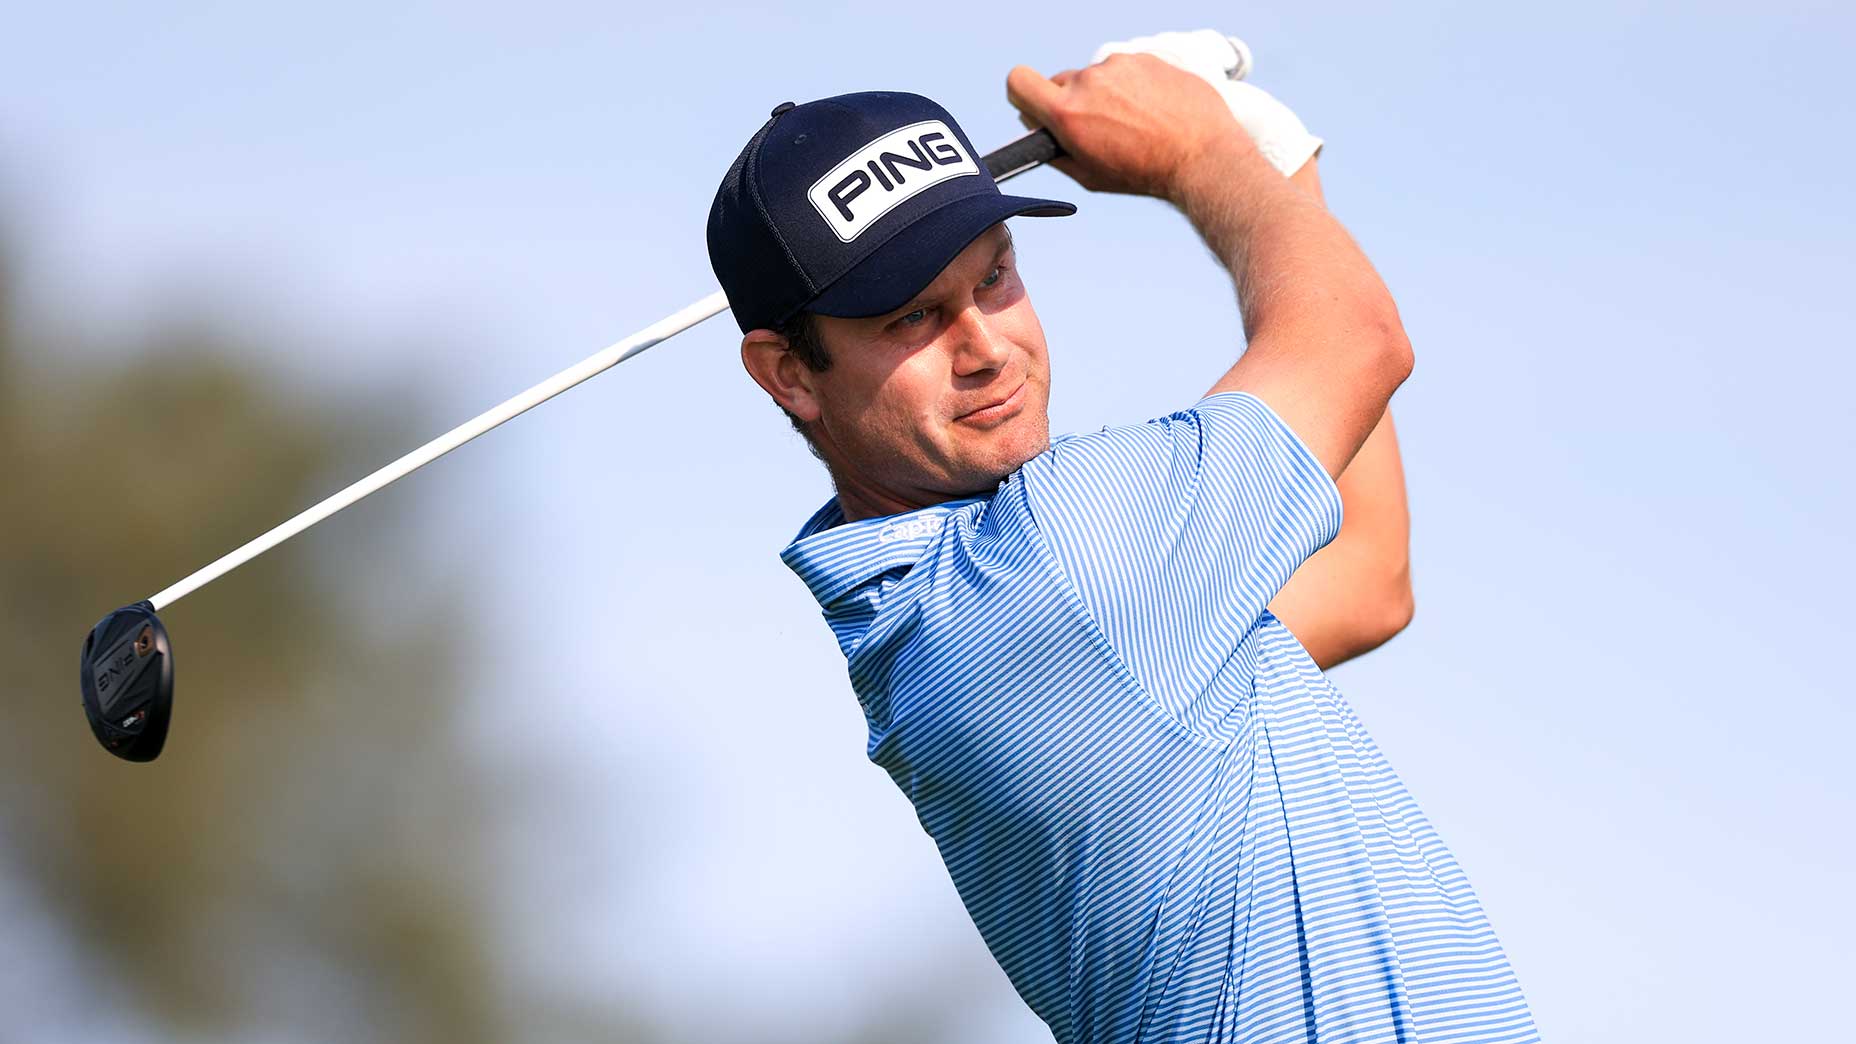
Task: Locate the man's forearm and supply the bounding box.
[1173,135,1399,342]
[1175,134,1411,477]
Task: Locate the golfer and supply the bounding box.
[707,42,1539,1044]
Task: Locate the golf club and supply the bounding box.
[78,126,1068,761]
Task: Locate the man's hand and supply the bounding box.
[1006,54,1269,202]
[1091,29,1324,177]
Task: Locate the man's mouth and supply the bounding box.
[956,381,1027,427]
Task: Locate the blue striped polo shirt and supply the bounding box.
[783,391,1540,1043]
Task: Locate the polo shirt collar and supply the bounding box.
[781,496,983,609]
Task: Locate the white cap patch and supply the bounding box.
[807,120,980,243]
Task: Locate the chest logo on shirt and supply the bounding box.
[878,515,944,545]
[807,121,980,242]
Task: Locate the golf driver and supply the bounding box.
[78,126,1068,761]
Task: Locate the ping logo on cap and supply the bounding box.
[807,120,979,242]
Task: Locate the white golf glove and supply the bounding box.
[1092,29,1323,177]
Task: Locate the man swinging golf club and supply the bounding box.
[68,24,1538,1041]
[708,32,1540,1044]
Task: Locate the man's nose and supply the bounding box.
[947,304,1011,376]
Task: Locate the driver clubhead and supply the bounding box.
[80,600,173,762]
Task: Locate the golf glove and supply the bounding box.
[1092,29,1324,177]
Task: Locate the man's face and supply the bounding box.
[798,224,1051,514]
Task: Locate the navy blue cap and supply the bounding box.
[707,91,1075,334]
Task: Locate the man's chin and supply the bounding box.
[1000,415,1052,473]
[958,435,1052,492]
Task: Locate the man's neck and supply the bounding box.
[828,461,989,524]
[831,479,934,524]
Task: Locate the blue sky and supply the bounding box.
[5,2,1853,1040]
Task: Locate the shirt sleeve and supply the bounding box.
[1018,391,1343,722]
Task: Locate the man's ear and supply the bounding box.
[741,329,823,424]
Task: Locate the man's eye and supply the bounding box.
[898,308,928,326]
[979,267,1003,289]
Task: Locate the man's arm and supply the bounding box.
[1265,161,1415,670]
[1268,407,1413,668]
[1007,54,1413,482]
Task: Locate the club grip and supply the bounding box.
[983,128,1066,183]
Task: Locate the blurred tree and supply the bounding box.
[0,226,984,1044]
[0,239,516,1041]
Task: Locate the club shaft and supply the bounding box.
[148,291,730,609]
[145,130,1059,611]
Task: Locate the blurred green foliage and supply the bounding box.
[0,234,987,1044]
[0,245,515,1041]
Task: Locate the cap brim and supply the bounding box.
[807,192,1074,321]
